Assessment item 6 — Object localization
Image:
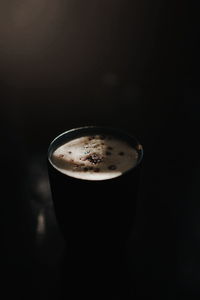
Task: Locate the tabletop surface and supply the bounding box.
[1,94,199,299]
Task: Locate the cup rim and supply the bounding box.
[48,125,143,180]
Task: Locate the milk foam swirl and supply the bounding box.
[50,135,139,180]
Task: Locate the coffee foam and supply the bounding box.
[50,135,139,180]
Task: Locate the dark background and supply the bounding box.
[0,1,199,299]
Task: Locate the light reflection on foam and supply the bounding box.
[51,135,139,181]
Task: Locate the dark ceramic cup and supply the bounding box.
[47,126,143,299]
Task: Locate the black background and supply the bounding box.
[0,1,199,299]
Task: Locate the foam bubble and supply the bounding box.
[50,135,139,180]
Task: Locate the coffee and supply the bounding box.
[47,126,143,298]
[50,134,139,180]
